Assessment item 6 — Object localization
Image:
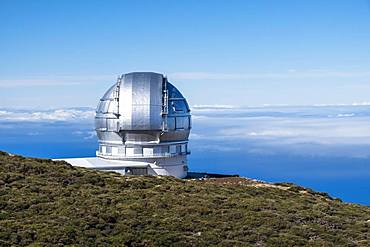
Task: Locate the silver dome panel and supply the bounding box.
[118,72,163,130]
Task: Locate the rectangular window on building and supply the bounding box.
[111,146,118,155]
[106,146,112,154]
[175,117,190,130]
[172,101,186,112]
[162,146,169,154]
[126,148,134,156]
[169,145,176,154]
[95,118,107,130]
[167,118,175,130]
[153,146,161,155]
[175,117,185,129]
[107,119,119,131]
[133,147,143,155]
[143,147,153,156]
[118,146,125,155]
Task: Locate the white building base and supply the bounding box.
[55,157,188,178]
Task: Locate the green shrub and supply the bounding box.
[0,152,369,246]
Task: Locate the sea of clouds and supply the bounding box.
[190,104,370,158]
[1,104,370,158]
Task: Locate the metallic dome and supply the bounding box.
[94,72,191,177]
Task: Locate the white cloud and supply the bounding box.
[190,104,370,157]
[335,113,355,118]
[191,104,237,110]
[2,105,370,157]
[27,132,40,136]
[0,109,95,122]
[194,116,370,145]
[83,131,97,140]
[194,144,241,152]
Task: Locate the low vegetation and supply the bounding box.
[0,151,369,246]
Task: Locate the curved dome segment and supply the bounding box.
[95,83,118,133]
[102,84,116,100]
[167,82,190,114]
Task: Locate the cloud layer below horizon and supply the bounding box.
[191,105,370,158]
[1,104,370,158]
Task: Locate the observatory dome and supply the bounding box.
[94,72,191,178]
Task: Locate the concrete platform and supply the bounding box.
[55,157,187,178]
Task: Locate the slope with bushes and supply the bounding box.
[0,151,369,246]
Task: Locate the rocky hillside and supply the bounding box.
[0,151,369,246]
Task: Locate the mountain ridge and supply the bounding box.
[0,151,369,246]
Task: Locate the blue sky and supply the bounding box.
[1,0,370,108]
